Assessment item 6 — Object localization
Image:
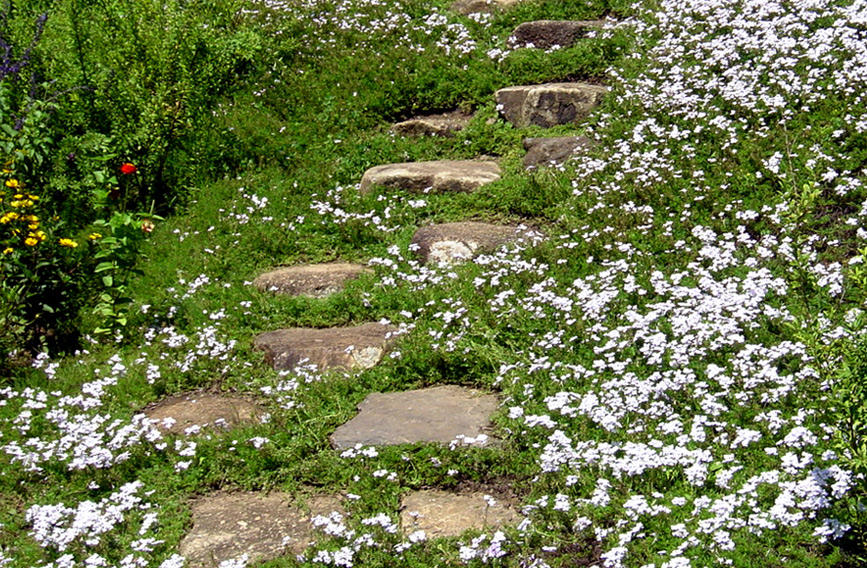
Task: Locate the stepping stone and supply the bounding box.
[144,393,264,436]
[495,83,608,128]
[391,110,472,137]
[523,136,593,169]
[253,322,399,372]
[253,262,371,298]
[508,20,605,50]
[359,160,501,195]
[400,489,519,538]
[451,0,520,14]
[411,222,529,265]
[179,492,343,567]
[330,385,498,449]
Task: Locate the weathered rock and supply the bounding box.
[253,263,371,298]
[144,393,264,436]
[495,83,608,128]
[392,111,472,137]
[411,222,529,265]
[522,136,593,169]
[400,489,520,538]
[253,322,399,372]
[508,20,605,50]
[179,492,343,567]
[331,385,498,449]
[451,0,521,14]
[359,160,501,195]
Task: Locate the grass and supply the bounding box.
[4,0,867,566]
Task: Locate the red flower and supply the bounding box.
[120,162,137,175]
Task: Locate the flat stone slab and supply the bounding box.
[400,489,520,539]
[391,111,472,137]
[253,263,371,298]
[359,160,500,195]
[508,20,605,50]
[495,83,608,128]
[523,136,593,169]
[331,385,498,449]
[180,492,342,567]
[144,393,264,436]
[411,222,529,265]
[451,0,521,14]
[253,322,399,371]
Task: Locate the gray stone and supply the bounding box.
[179,492,343,567]
[495,83,608,128]
[392,111,472,137]
[331,385,498,449]
[411,222,529,265]
[400,489,520,538]
[359,160,501,195]
[522,136,593,169]
[144,393,264,436]
[253,322,399,372]
[451,0,521,14]
[253,263,371,298]
[508,20,605,50]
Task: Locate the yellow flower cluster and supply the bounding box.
[0,173,78,255]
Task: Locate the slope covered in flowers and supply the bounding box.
[2,0,867,567]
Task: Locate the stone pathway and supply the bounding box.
[451,0,520,15]
[496,82,608,128]
[330,385,498,449]
[179,492,342,567]
[508,20,606,50]
[144,393,264,436]
[391,110,472,137]
[411,222,531,265]
[254,322,399,371]
[253,262,371,297]
[359,160,501,195]
[523,135,593,169]
[400,489,519,538]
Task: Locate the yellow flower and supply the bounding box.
[5,179,20,188]
[59,238,78,248]
[88,232,102,240]
[24,237,37,246]
[28,223,39,230]
[2,247,12,254]
[35,231,46,241]
[0,212,19,223]
[28,194,38,201]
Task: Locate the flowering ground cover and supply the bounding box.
[2,0,867,566]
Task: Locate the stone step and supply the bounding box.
[179,492,343,567]
[144,393,264,436]
[451,0,520,15]
[330,385,498,449]
[508,20,606,50]
[253,262,371,298]
[253,322,398,372]
[495,82,608,128]
[391,110,472,137]
[411,222,530,265]
[523,135,593,169]
[359,160,501,195]
[401,489,519,538]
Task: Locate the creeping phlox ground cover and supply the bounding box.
[3,0,867,566]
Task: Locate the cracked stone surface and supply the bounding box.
[359,160,500,195]
[391,110,472,137]
[253,322,399,371]
[179,492,343,567]
[411,222,530,265]
[330,385,499,449]
[523,136,594,169]
[508,20,606,50]
[495,83,608,128]
[253,262,371,297]
[400,489,520,539]
[144,393,264,436]
[450,0,521,14]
